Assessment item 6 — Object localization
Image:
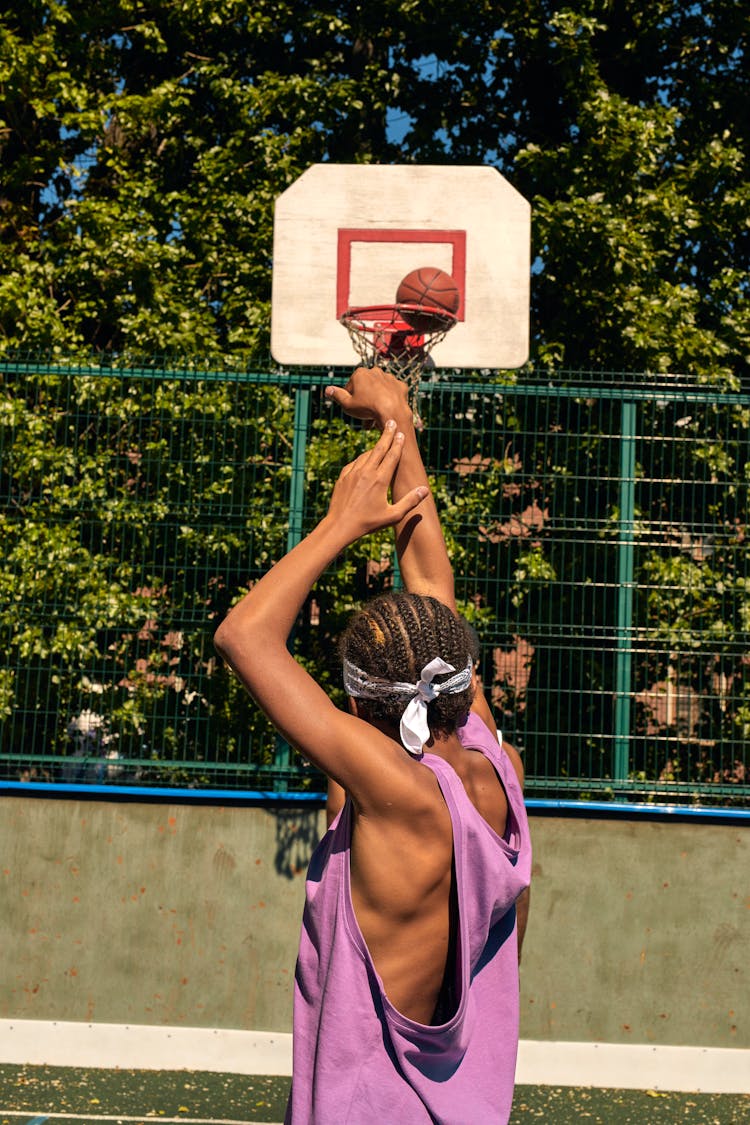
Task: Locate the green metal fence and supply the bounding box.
[1,359,749,807]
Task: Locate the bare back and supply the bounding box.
[348,732,510,1025]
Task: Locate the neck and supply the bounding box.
[360,712,463,760]
[424,729,464,761]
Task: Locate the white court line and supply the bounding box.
[1,1020,748,1094]
[0,1021,292,1076]
[514,1039,750,1094]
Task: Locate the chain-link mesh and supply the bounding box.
[1,360,748,806]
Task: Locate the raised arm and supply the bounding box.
[326,369,455,609]
[326,370,528,948]
[326,369,502,742]
[215,424,428,809]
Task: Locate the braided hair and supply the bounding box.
[339,592,475,737]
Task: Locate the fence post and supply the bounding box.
[287,388,311,554]
[613,399,637,786]
[273,387,312,784]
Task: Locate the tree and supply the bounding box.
[1,2,747,373]
[1,1,748,799]
[387,2,749,379]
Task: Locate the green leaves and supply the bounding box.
[1,0,747,375]
[0,1,748,796]
[0,367,291,774]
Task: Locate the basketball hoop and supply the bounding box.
[340,303,457,422]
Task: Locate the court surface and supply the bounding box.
[1,1066,749,1125]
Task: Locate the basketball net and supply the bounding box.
[340,304,457,424]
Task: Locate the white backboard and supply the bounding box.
[271,164,531,369]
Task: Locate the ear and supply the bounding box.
[347,696,360,717]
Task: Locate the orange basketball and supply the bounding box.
[396,267,460,316]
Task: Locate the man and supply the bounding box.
[214,368,531,1123]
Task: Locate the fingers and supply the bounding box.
[324,383,373,420]
[337,421,398,480]
[368,419,401,468]
[330,424,429,532]
[335,422,403,494]
[390,485,430,523]
[324,384,352,409]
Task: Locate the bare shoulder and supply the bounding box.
[358,752,450,828]
[351,762,453,902]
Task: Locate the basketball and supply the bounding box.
[396,267,460,318]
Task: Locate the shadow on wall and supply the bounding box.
[275,809,323,880]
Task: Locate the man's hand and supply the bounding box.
[325,421,428,540]
[325,367,412,429]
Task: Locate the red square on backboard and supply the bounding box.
[336,229,467,319]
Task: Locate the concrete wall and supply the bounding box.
[0,797,315,1030]
[520,815,747,1048]
[1,795,747,1048]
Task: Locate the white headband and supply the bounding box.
[342,655,473,757]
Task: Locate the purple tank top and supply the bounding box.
[285,712,532,1124]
